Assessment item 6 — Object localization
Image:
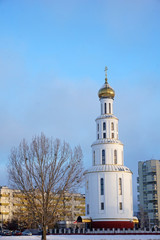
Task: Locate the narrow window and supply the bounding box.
[109,103,111,113]
[103,122,106,130]
[102,150,105,164]
[119,178,122,195]
[93,151,95,165]
[97,134,99,140]
[100,178,104,195]
[101,202,104,210]
[87,204,89,214]
[111,122,114,130]
[104,103,107,114]
[103,133,106,139]
[101,104,103,114]
[114,150,117,164]
[119,202,123,210]
[112,133,114,138]
[97,123,99,132]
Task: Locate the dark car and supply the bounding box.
[13,230,22,236]
[2,230,12,236]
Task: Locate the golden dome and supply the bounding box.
[98,67,115,99]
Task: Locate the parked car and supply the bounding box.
[22,229,32,236]
[2,230,12,236]
[13,230,22,236]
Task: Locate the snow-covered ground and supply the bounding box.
[0,235,160,240]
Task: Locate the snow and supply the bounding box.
[0,235,160,240]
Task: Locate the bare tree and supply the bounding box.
[139,205,149,229]
[8,133,84,240]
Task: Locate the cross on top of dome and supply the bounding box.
[98,67,115,99]
[105,66,108,83]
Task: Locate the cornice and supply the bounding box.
[84,165,132,174]
[91,139,123,147]
[96,114,119,121]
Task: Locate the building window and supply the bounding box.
[109,103,111,113]
[119,178,122,195]
[102,150,105,164]
[100,178,104,195]
[114,150,117,164]
[103,133,106,139]
[101,104,103,114]
[111,122,114,130]
[93,151,95,165]
[101,202,104,210]
[87,204,89,214]
[112,133,114,138]
[103,122,106,131]
[97,134,99,140]
[119,202,123,210]
[104,103,107,114]
[97,123,99,132]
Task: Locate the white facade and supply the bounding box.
[85,72,133,228]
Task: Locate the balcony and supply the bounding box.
[153,195,158,200]
[0,212,9,215]
[0,203,9,206]
[146,175,157,183]
[153,205,158,209]
[0,194,10,197]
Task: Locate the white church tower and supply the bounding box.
[85,67,134,229]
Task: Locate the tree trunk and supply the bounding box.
[42,225,46,240]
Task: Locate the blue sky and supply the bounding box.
[0,0,160,210]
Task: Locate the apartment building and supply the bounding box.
[0,186,85,226]
[137,160,160,227]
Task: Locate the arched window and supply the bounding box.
[101,202,104,210]
[93,151,95,165]
[102,150,105,164]
[103,122,106,130]
[104,103,107,114]
[114,150,117,164]
[109,103,111,113]
[97,123,99,132]
[100,178,104,195]
[101,104,103,114]
[87,204,89,214]
[119,202,123,210]
[119,178,122,195]
[111,122,114,130]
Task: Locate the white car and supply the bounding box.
[22,229,32,236]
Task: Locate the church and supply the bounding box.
[85,68,134,229]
